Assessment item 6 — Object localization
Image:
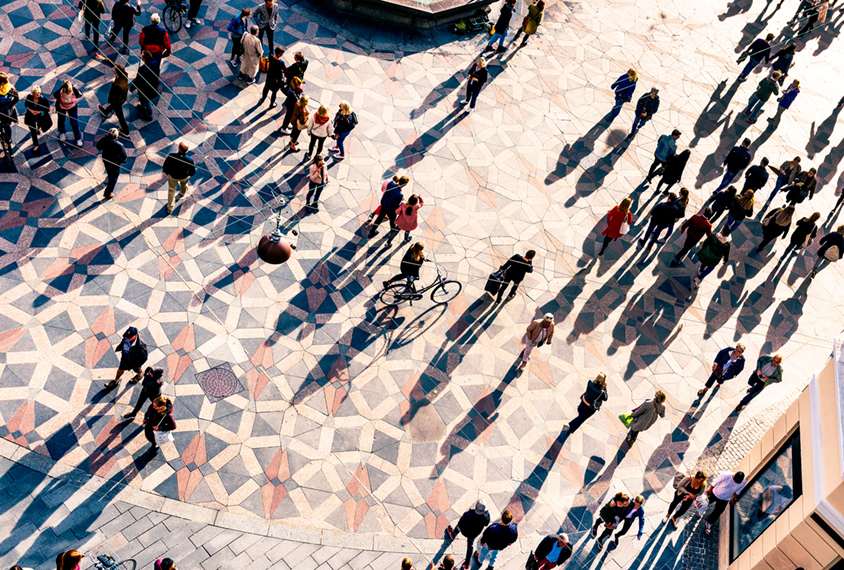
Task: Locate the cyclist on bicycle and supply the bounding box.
[0,72,20,158]
[383,242,425,290]
[139,13,171,58]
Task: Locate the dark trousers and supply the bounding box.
[647,157,666,181]
[704,371,726,388]
[642,221,670,243]
[281,103,296,130]
[596,517,615,541]
[109,22,131,47]
[598,235,615,255]
[104,163,120,196]
[129,389,153,416]
[738,376,766,407]
[144,424,158,448]
[306,181,325,204]
[667,491,695,518]
[370,208,398,235]
[258,26,274,53]
[567,400,595,433]
[308,135,326,157]
[187,0,202,20]
[84,15,100,45]
[230,34,243,60]
[262,82,280,104]
[613,517,635,539]
[57,106,81,139]
[103,103,129,132]
[458,532,478,566]
[706,496,730,524]
[609,95,626,119]
[655,178,677,194]
[290,127,303,144]
[465,82,482,109]
[673,234,702,263]
[138,94,153,120]
[29,127,40,148]
[496,280,519,302]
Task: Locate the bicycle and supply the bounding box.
[0,124,12,167]
[163,0,187,33]
[380,263,463,306]
[85,546,136,570]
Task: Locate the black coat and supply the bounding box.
[112,0,141,27]
[143,402,176,431]
[114,334,148,371]
[723,145,751,173]
[266,56,287,89]
[456,508,490,539]
[399,248,424,278]
[650,201,681,226]
[661,150,690,185]
[501,254,533,284]
[817,232,844,260]
[97,134,128,167]
[131,59,160,101]
[284,60,308,83]
[634,93,659,119]
[141,368,164,399]
[163,151,196,180]
[24,94,53,131]
[727,200,753,221]
[493,2,514,33]
[789,218,817,247]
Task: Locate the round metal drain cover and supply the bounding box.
[196,366,242,401]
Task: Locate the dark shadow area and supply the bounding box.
[805,104,844,159]
[689,80,741,149]
[567,129,631,207]
[545,116,612,185]
[764,279,810,352]
[386,106,468,175]
[694,111,751,189]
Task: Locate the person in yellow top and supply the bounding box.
[0,73,20,159]
[512,0,545,46]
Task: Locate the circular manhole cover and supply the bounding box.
[196,366,242,401]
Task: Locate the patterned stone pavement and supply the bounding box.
[1,0,844,564]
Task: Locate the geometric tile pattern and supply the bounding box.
[1,0,843,553]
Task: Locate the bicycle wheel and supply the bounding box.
[163,5,182,33]
[380,283,413,306]
[115,561,136,570]
[431,280,462,304]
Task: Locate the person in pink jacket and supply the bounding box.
[394,195,424,244]
[598,197,634,256]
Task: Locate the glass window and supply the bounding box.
[730,430,802,561]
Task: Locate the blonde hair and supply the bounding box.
[316,105,329,117]
[339,101,351,114]
[401,558,412,570]
[297,95,309,108]
[736,189,755,209]
[634,494,645,505]
[627,68,638,81]
[477,57,487,68]
[154,396,171,408]
[593,373,607,388]
[289,77,303,90]
[654,390,667,404]
[619,197,633,213]
[773,205,795,226]
[31,85,41,96]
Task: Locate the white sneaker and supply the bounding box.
[193,18,202,24]
[59,133,67,141]
[185,20,191,28]
[76,139,83,147]
[459,100,468,105]
[662,517,669,524]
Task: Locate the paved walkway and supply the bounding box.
[1,0,843,563]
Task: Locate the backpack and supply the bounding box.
[113,142,127,165]
[824,245,840,262]
[347,111,358,130]
[673,472,688,490]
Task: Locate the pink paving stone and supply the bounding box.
[246,369,270,400]
[235,270,256,296]
[473,415,495,447]
[0,211,25,232]
[262,481,288,517]
[182,433,201,466]
[425,478,450,514]
[162,228,186,253]
[171,324,195,352]
[39,258,74,281]
[193,434,208,466]
[87,448,117,478]
[306,286,328,312]
[6,401,35,436]
[183,468,205,501]
[265,449,290,481]
[0,327,25,352]
[85,336,114,367]
[89,307,116,337]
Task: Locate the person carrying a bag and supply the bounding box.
[226,8,251,68]
[566,373,608,432]
[527,533,570,570]
[512,0,545,46]
[810,224,844,278]
[598,197,633,256]
[781,211,819,259]
[784,168,817,206]
[519,314,554,373]
[330,101,357,159]
[626,389,666,445]
[590,492,630,550]
[698,344,745,396]
[663,471,707,527]
[287,94,310,152]
[495,250,535,303]
[106,326,148,390]
[124,367,164,419]
[143,396,176,456]
[24,85,52,153]
[757,205,794,253]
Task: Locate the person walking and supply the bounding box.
[625,389,666,445]
[98,65,130,135]
[694,226,732,286]
[56,550,84,570]
[742,71,780,123]
[484,0,516,53]
[709,185,737,222]
[723,189,754,232]
[226,8,250,68]
[670,207,713,265]
[284,52,309,84]
[124,366,163,419]
[663,187,689,238]
[129,50,160,121]
[757,205,794,252]
[798,0,824,35]
[163,141,196,214]
[370,176,407,238]
[742,158,769,193]
[138,13,171,59]
[279,76,304,132]
[185,0,203,28]
[698,344,746,396]
[306,104,334,162]
[767,79,800,128]
[383,242,425,289]
[608,68,637,120]
[53,80,83,147]
[737,33,774,81]
[474,509,518,570]
[330,101,357,159]
[96,128,128,200]
[810,225,844,278]
[529,534,571,570]
[254,0,279,54]
[638,192,681,246]
[598,197,633,256]
[781,212,819,259]
[610,495,646,546]
[143,396,176,456]
[769,44,796,85]
[565,373,608,433]
[663,472,707,527]
[109,0,141,54]
[629,87,660,137]
[79,0,106,50]
[512,0,545,46]
[714,138,752,192]
[785,168,817,206]
[395,195,424,243]
[0,74,20,158]
[736,353,783,411]
[259,47,286,107]
[645,129,680,185]
[305,153,327,212]
[655,149,691,194]
[239,25,263,84]
[765,156,801,207]
[519,314,554,372]
[704,471,747,534]
[23,85,52,153]
[287,94,309,152]
[445,501,491,570]
[495,250,535,303]
[460,58,488,112]
[590,492,630,550]
[106,326,148,389]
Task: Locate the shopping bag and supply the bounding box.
[693,493,710,517]
[259,57,270,73]
[485,268,506,295]
[618,413,633,428]
[154,430,174,446]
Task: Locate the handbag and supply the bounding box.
[524,552,537,570]
[259,57,270,73]
[618,413,633,428]
[153,411,174,446]
[620,220,630,235]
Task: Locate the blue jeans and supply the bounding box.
[740,57,762,79]
[768,174,788,203]
[631,114,646,134]
[488,31,507,48]
[738,376,766,407]
[609,95,626,118]
[138,96,153,119]
[743,93,765,120]
[335,131,350,155]
[715,169,740,192]
[698,264,717,281]
[724,214,744,232]
[476,544,500,566]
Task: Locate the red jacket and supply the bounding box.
[139,24,171,57]
[602,206,633,238]
[681,213,713,241]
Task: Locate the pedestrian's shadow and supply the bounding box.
[732,0,785,51]
[732,256,777,339]
[545,116,612,185]
[817,134,844,192]
[694,112,749,189]
[813,8,844,56]
[502,427,571,521]
[805,104,844,159]
[764,279,810,351]
[387,107,468,174]
[703,277,749,339]
[409,67,469,120]
[689,80,741,149]
[718,0,755,20]
[567,129,631,207]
